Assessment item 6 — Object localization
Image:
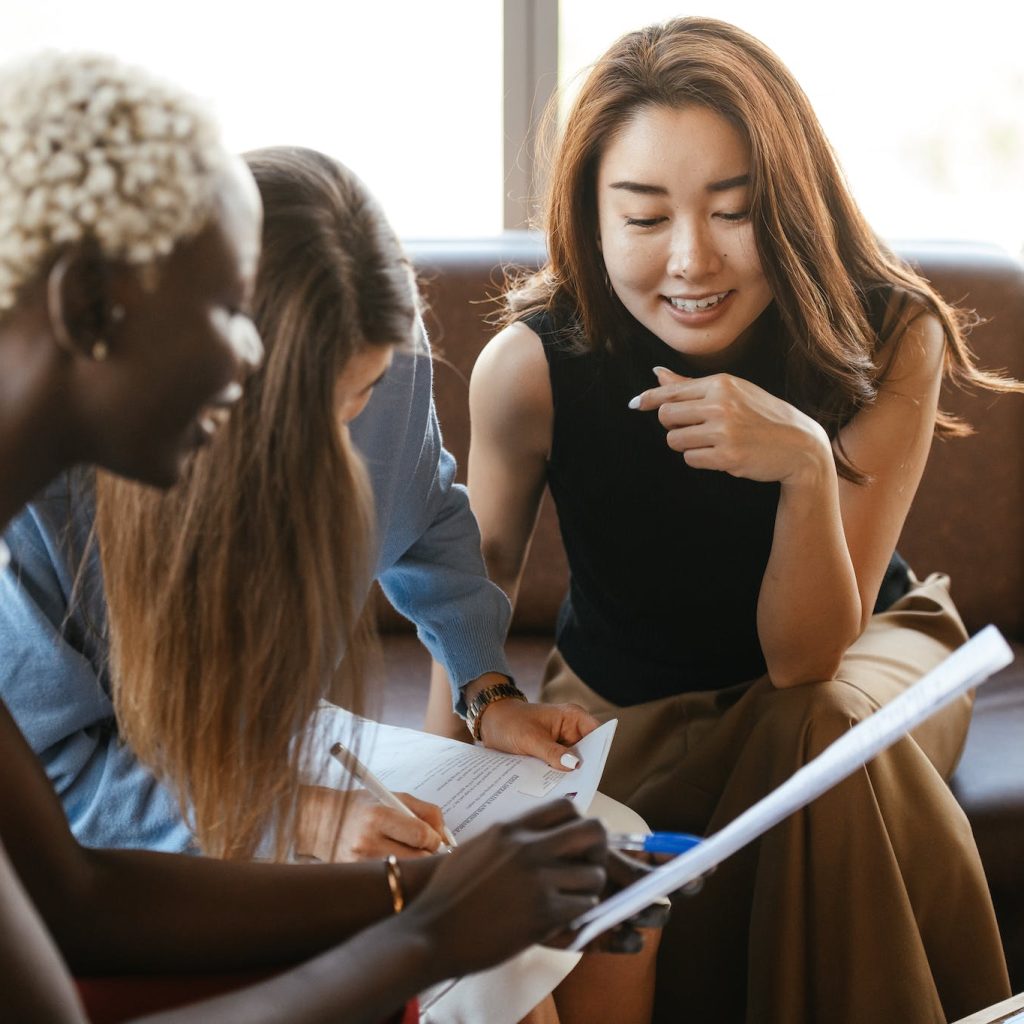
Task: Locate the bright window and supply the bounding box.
[559,2,1024,256]
[4,3,1022,251]
[0,0,504,238]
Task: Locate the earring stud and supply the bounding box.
[109,304,126,324]
[91,340,109,362]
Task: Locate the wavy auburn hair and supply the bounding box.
[96,147,417,860]
[512,17,1018,480]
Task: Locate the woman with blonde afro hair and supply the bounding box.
[0,51,623,1024]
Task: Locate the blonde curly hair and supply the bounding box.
[0,52,227,313]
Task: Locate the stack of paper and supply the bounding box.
[309,711,618,843]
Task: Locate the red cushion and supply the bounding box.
[75,973,418,1023]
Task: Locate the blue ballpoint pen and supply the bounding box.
[608,831,702,855]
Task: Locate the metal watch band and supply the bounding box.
[465,681,527,741]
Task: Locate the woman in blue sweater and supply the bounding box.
[0,152,594,859]
[1,139,661,1021]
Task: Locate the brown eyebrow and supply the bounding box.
[707,174,750,193]
[609,181,668,196]
[608,173,750,195]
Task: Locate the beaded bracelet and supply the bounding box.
[384,854,405,914]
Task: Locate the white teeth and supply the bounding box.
[217,381,243,404]
[199,407,231,436]
[668,291,729,312]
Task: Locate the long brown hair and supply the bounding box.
[510,17,1019,480]
[96,147,417,860]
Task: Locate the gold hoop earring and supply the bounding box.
[46,252,77,356]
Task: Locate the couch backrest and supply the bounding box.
[404,234,1024,640]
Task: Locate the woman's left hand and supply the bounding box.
[476,697,600,771]
[462,671,600,771]
[632,366,832,485]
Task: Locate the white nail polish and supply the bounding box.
[652,365,670,376]
[561,753,580,769]
[627,394,642,410]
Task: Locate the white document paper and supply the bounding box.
[569,625,1014,950]
[309,711,618,843]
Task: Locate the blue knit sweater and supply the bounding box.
[0,327,512,852]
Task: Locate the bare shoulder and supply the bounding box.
[470,321,552,454]
[877,298,945,391]
[472,320,550,400]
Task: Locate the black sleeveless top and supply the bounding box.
[532,302,911,706]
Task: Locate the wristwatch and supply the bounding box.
[465,680,527,741]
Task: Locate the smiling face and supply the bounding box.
[96,157,264,487]
[596,103,774,368]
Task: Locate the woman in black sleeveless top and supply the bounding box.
[426,17,1018,1024]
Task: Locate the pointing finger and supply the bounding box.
[628,384,705,413]
[652,365,689,384]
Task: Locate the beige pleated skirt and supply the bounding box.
[541,573,1010,1024]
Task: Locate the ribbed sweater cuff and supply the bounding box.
[423,616,513,718]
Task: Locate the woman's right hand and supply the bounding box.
[402,799,607,978]
[633,366,833,486]
[296,785,448,862]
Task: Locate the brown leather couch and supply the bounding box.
[390,233,1024,987]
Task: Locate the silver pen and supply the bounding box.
[329,740,457,851]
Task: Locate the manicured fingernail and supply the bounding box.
[627,394,643,410]
[561,753,580,769]
[653,365,670,376]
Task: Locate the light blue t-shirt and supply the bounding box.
[0,328,512,852]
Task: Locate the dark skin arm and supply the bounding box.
[2,796,610,1024]
[146,847,614,1024]
[0,700,438,974]
[1,796,610,1024]
[133,918,439,1024]
[0,839,87,1024]
[1,697,613,1022]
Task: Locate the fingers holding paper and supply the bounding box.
[409,799,609,977]
[555,848,672,954]
[476,697,600,771]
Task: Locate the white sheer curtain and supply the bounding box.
[0,0,504,238]
[560,2,1024,256]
